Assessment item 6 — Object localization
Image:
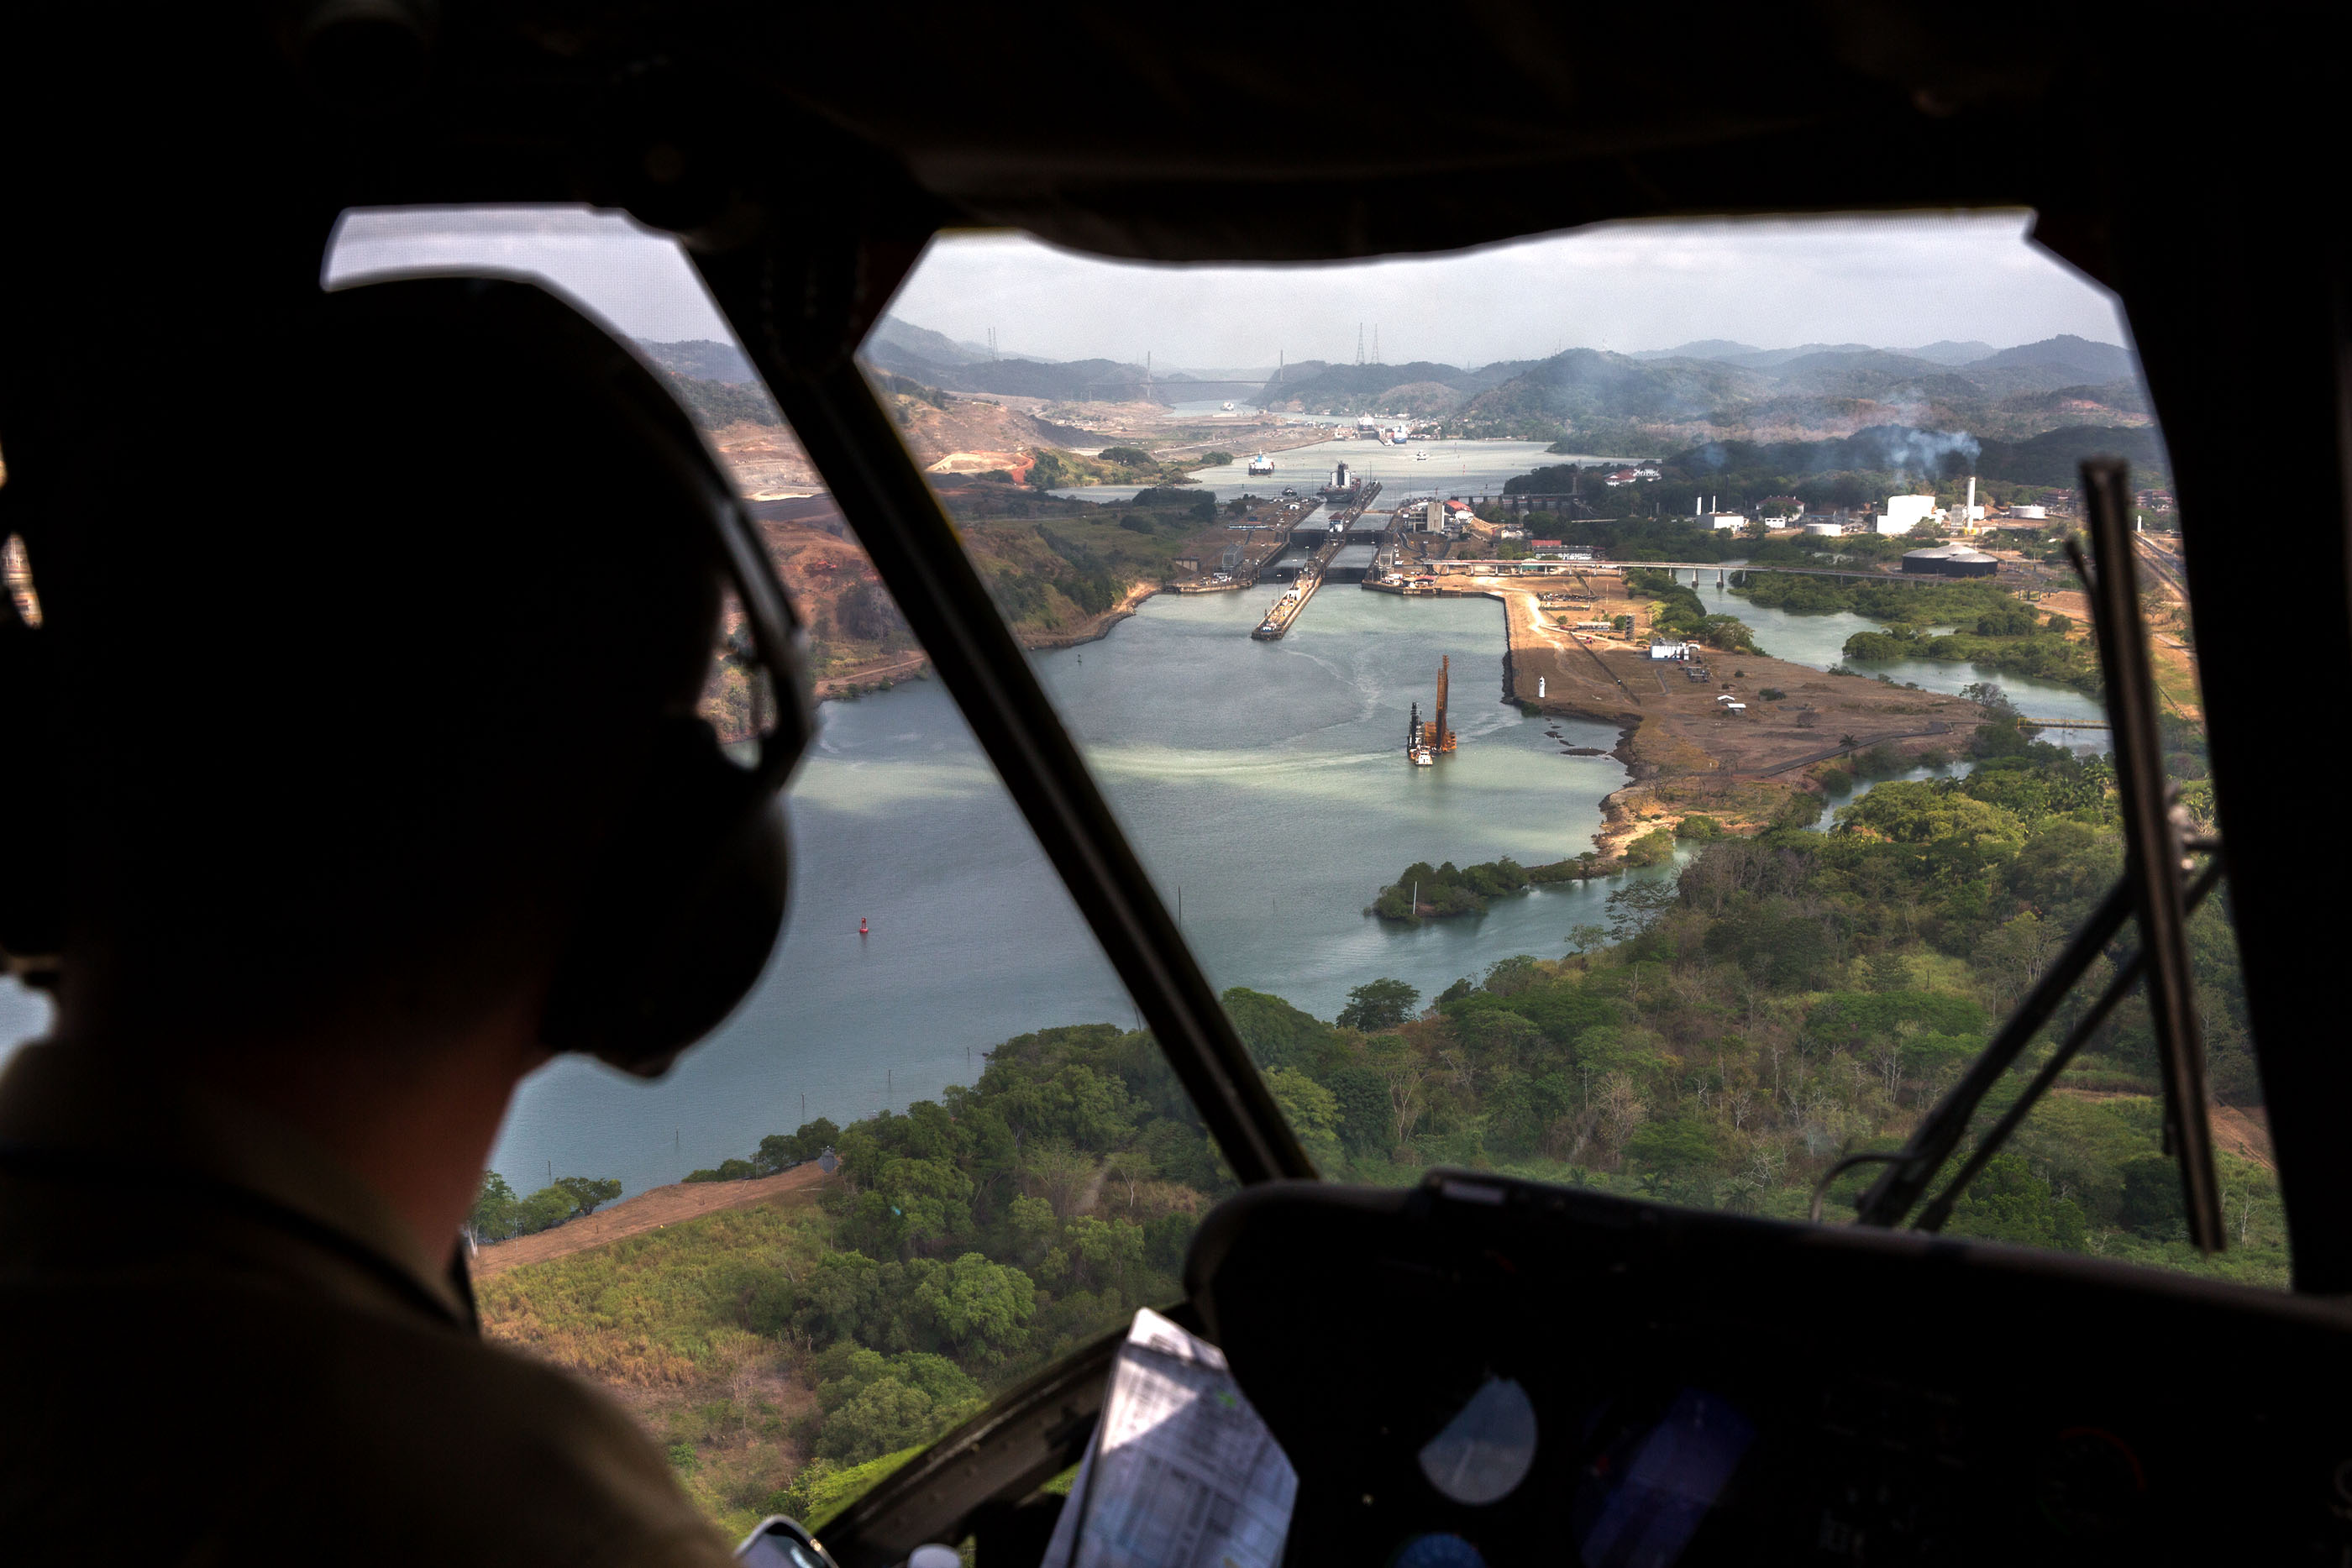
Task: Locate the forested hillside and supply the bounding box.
[480,702,2274,1540]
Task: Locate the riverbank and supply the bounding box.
[1021,580,1161,652]
[812,580,1162,697]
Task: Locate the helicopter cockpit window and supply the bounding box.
[319,207,1220,1537]
[868,213,2269,1282]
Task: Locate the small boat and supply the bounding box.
[1411,747,1435,766]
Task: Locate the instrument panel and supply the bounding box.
[1186,1174,2352,1565]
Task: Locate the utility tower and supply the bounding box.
[1357,323,1364,365]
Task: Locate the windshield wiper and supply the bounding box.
[1850,460,2227,1249]
[2073,459,2225,1250]
[1846,878,2135,1228]
[1915,854,2225,1232]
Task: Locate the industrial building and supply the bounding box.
[1901,543,2000,577]
[1874,495,1939,534]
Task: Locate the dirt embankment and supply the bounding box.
[1440,574,1983,856]
[704,391,1101,498]
[711,420,822,497]
[472,1162,831,1277]
[896,396,1102,480]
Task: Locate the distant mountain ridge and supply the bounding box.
[1626,334,2117,375]
[643,318,2145,450]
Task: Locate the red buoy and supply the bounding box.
[858,917,869,936]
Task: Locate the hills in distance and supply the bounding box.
[638,321,2151,464]
[1255,334,2144,447]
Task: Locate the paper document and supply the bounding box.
[1037,1308,1297,1568]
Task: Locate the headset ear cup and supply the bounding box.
[539,719,790,1077]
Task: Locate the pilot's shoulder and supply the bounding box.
[0,1272,738,1566]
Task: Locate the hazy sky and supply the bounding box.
[327,206,2128,370]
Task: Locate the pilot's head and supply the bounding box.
[29,279,790,1072]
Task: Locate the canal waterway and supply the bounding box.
[1053,436,1590,508]
[0,537,2113,1198]
[1681,572,2110,728]
[473,585,1649,1196]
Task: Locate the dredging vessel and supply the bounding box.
[1406,657,1457,763]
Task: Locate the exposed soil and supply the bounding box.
[1428,573,1984,852]
[472,1162,831,1277]
[711,420,822,497]
[897,397,1099,483]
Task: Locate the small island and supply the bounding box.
[1366,828,1711,922]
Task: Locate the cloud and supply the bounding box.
[890,212,2130,369]
[318,204,2131,377]
[324,206,734,343]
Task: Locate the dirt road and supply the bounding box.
[472,1162,831,1277]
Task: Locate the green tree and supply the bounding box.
[1865,952,1911,993]
[810,1345,987,1465]
[1942,1155,2088,1251]
[514,1184,580,1235]
[1626,1115,1719,1173]
[2118,1155,2187,1238]
[1220,988,1338,1069]
[1263,1067,1343,1172]
[909,1253,1037,1361]
[468,1172,519,1243]
[1336,978,1420,1031]
[1064,1214,1148,1296]
[1322,1064,1394,1158]
[1623,828,1676,868]
[757,1118,842,1174]
[554,1176,622,1216]
[1005,1195,1058,1263]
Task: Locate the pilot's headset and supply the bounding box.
[0,278,816,1079]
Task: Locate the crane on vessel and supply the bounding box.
[1407,656,1457,764]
